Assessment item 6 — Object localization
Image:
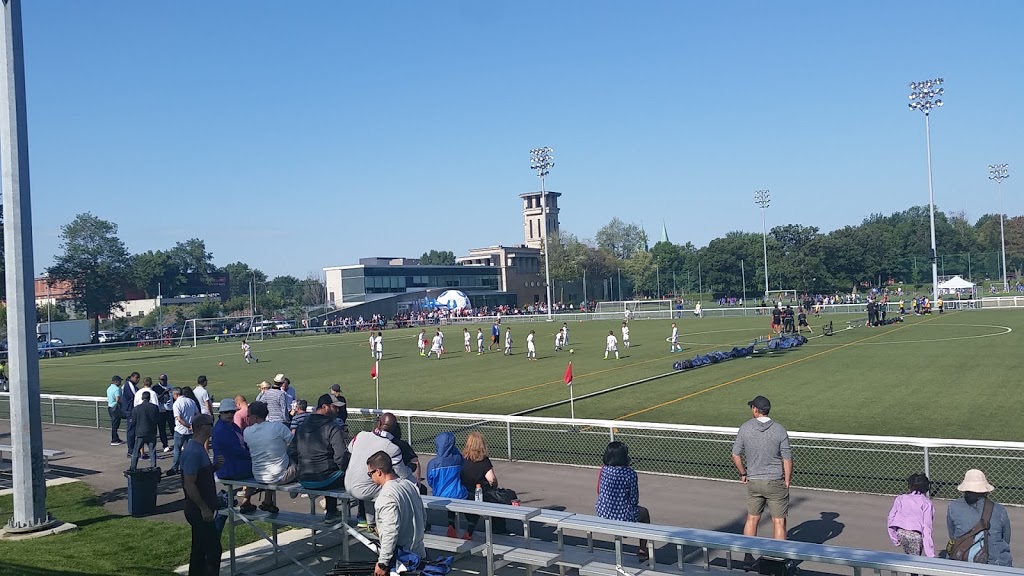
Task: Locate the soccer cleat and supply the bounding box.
[462,532,473,540]
[447,525,458,538]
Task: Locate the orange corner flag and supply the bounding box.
[564,361,573,386]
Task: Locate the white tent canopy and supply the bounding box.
[435,289,472,310]
[937,275,975,290]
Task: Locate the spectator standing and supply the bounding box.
[368,451,426,576]
[460,431,498,539]
[289,394,348,523]
[154,374,174,452]
[243,400,295,513]
[731,395,793,556]
[121,372,141,458]
[106,375,124,446]
[180,414,221,576]
[947,469,1012,566]
[233,395,250,431]
[170,386,199,476]
[275,374,296,405]
[887,473,934,557]
[134,377,159,407]
[261,378,290,424]
[129,391,161,471]
[194,375,213,416]
[596,441,652,563]
[427,431,467,538]
[212,398,255,514]
[289,399,310,434]
[344,412,411,530]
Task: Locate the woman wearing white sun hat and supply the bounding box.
[946,469,1013,566]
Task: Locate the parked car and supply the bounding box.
[38,338,66,358]
[274,321,294,330]
[97,330,118,343]
[253,320,277,332]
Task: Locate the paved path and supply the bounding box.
[3,420,1023,567]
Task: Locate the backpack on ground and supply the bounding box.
[948,498,994,563]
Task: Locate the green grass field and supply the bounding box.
[31,309,1022,441]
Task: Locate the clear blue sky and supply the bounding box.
[19,1,1023,277]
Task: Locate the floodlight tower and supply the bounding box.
[908,78,944,302]
[530,147,555,321]
[754,190,771,298]
[989,164,1010,292]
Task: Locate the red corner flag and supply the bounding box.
[564,362,573,386]
[370,362,378,380]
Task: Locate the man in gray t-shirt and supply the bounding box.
[731,395,793,547]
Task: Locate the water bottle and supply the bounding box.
[474,484,483,502]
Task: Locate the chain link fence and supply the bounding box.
[5,394,1024,504]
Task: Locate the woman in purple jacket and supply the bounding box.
[887,473,934,557]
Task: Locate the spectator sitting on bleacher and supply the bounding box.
[345,412,413,531]
[596,441,652,563]
[368,450,426,576]
[243,400,296,514]
[288,394,349,524]
[427,431,468,538]
[212,398,256,514]
[460,431,498,539]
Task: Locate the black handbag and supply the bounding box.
[482,486,518,506]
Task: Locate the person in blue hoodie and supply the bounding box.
[212,398,256,515]
[427,432,468,538]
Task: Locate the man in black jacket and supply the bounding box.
[289,393,348,523]
[130,391,162,471]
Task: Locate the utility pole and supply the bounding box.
[1,0,57,534]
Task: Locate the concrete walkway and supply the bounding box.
[3,420,1023,568]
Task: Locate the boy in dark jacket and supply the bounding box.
[288,394,348,523]
[427,431,468,538]
[130,391,161,471]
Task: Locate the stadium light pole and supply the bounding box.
[250,270,257,316]
[530,146,555,321]
[908,78,944,303]
[754,190,771,298]
[988,164,1009,293]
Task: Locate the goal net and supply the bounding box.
[764,290,798,305]
[593,300,674,320]
[178,316,263,348]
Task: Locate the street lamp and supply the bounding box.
[530,146,555,321]
[754,189,771,299]
[989,163,1010,292]
[908,77,944,302]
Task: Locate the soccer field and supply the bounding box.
[32,309,1022,440]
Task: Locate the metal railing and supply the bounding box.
[5,394,1024,505]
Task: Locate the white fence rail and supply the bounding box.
[4,394,1024,505]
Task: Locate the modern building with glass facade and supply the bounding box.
[324,257,505,308]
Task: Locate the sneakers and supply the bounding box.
[258,502,279,515]
[446,526,458,538]
[111,441,123,446]
[239,503,257,514]
[324,513,340,525]
[357,518,368,529]
[162,446,171,453]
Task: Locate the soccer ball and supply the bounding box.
[569,349,574,354]
[218,361,224,367]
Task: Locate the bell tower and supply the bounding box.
[520,191,561,249]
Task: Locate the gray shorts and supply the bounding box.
[746,478,789,518]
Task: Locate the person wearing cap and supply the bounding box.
[345,412,413,530]
[153,374,174,453]
[243,400,296,514]
[368,450,426,576]
[731,395,793,549]
[329,384,348,430]
[212,397,256,514]
[106,375,124,446]
[277,374,296,405]
[180,413,221,576]
[194,375,213,416]
[263,376,290,424]
[170,387,199,476]
[947,469,1012,566]
[288,394,349,523]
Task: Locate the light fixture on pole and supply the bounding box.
[754,189,771,298]
[908,77,944,302]
[530,146,555,321]
[988,164,1009,293]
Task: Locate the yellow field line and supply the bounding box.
[429,339,743,412]
[613,315,940,421]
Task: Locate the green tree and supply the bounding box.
[419,250,456,265]
[221,262,267,299]
[46,213,132,342]
[595,218,647,260]
[35,303,70,323]
[623,250,657,298]
[267,275,300,306]
[301,273,326,308]
[171,238,216,281]
[131,249,182,298]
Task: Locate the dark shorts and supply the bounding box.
[798,320,808,326]
[492,335,500,344]
[746,478,789,518]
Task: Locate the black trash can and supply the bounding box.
[124,467,162,516]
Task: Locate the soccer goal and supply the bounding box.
[765,289,798,305]
[594,300,674,319]
[178,315,263,348]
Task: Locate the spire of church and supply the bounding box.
[661,221,670,244]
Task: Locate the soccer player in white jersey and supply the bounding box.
[426,331,443,360]
[504,327,513,356]
[241,339,258,364]
[418,328,427,356]
[669,322,682,353]
[526,330,537,360]
[369,333,375,357]
[554,330,564,351]
[561,323,569,345]
[621,321,631,348]
[476,328,485,355]
[373,331,383,361]
[437,329,445,354]
[463,328,471,353]
[604,330,619,360]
